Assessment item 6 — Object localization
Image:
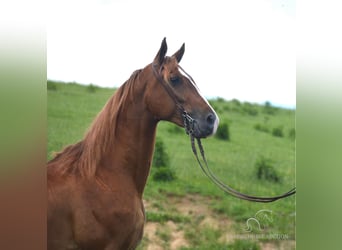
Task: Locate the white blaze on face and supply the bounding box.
[179,67,220,136]
[211,112,219,135]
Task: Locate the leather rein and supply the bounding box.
[152,63,296,202]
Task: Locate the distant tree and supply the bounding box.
[263,101,277,115]
[87,84,97,93]
[232,99,241,106]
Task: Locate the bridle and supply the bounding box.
[152,63,195,132]
[152,63,296,202]
[191,137,296,202]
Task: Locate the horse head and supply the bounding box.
[147,38,219,138]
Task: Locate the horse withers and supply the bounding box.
[47,38,219,250]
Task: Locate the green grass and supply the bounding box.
[47,81,116,156]
[146,211,191,224]
[47,80,296,248]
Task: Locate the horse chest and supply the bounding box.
[73,190,145,249]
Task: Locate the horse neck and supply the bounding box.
[86,70,158,195]
[109,107,158,195]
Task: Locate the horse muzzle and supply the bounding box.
[183,111,219,138]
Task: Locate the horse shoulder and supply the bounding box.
[71,178,145,249]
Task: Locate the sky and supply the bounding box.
[47,0,295,108]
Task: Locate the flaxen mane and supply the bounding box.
[48,70,142,178]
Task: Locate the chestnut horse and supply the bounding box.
[47,38,219,250]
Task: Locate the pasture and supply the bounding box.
[47,80,295,250]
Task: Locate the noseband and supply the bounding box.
[152,63,296,202]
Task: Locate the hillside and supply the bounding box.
[47,80,296,250]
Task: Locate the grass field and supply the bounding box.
[47,80,296,250]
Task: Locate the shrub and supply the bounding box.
[152,138,176,182]
[47,81,57,91]
[242,102,258,116]
[254,123,269,133]
[153,167,176,182]
[288,128,296,140]
[215,123,230,141]
[229,99,242,113]
[255,156,280,183]
[263,101,277,115]
[216,97,226,103]
[272,126,284,137]
[152,138,170,168]
[231,98,241,106]
[87,84,97,93]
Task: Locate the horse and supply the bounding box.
[47,38,219,250]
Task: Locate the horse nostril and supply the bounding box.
[206,113,215,125]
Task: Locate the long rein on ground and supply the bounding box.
[152,64,296,203]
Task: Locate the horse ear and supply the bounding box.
[172,43,185,63]
[153,37,168,66]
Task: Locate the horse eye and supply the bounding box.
[170,76,181,86]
